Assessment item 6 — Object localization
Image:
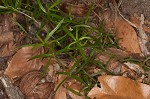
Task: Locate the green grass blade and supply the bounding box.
[67,87,83,96]
[30,53,54,60]
[15,21,28,34]
[44,18,64,42]
[37,0,46,13]
[71,75,86,85]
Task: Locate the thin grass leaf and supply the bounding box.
[91,70,104,77]
[20,43,44,48]
[75,60,87,74]
[71,75,86,85]
[42,58,51,75]
[82,70,97,83]
[44,18,64,42]
[54,76,69,94]
[67,41,76,50]
[15,21,28,34]
[57,72,69,75]
[15,0,21,8]
[144,56,150,64]
[48,34,67,46]
[67,87,83,96]
[48,0,61,10]
[70,59,81,74]
[73,24,92,28]
[79,37,92,41]
[14,8,37,23]
[1,0,9,6]
[36,34,45,44]
[82,75,90,85]
[84,3,94,24]
[63,27,76,40]
[30,53,54,60]
[37,0,46,13]
[0,5,8,9]
[77,43,86,60]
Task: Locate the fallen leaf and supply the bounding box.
[0,32,14,46]
[1,41,16,57]
[88,75,150,99]
[130,16,150,55]
[19,71,54,99]
[4,46,44,79]
[103,9,141,54]
[114,18,141,54]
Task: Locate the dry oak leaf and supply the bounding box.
[88,75,150,99]
[103,10,141,54]
[114,18,141,54]
[4,46,44,79]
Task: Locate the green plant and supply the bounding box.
[0,0,119,97]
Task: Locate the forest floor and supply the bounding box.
[0,0,150,99]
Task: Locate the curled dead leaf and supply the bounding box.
[19,71,54,99]
[4,46,44,79]
[19,71,43,96]
[88,75,150,99]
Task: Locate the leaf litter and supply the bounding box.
[0,0,150,99]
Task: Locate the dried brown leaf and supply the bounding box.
[114,18,141,54]
[32,82,54,99]
[88,75,150,99]
[130,16,150,55]
[19,71,54,99]
[0,32,14,46]
[103,9,141,54]
[1,41,16,57]
[19,71,42,96]
[4,46,44,79]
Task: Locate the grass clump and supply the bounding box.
[0,0,119,97]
